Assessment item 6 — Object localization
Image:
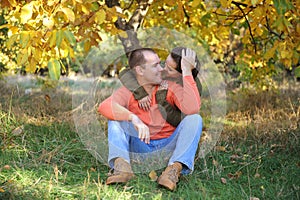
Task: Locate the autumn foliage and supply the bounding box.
[0,0,299,84]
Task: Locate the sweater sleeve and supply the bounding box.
[97,87,133,121]
[168,75,201,114]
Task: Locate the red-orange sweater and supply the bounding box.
[98,75,200,140]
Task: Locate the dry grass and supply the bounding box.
[1,77,299,147]
[223,82,299,145]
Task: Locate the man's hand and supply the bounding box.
[181,48,196,76]
[129,114,150,144]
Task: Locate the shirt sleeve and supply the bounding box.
[167,75,201,114]
[97,87,133,121]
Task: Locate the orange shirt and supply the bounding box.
[98,75,200,140]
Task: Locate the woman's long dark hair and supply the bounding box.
[170,47,200,79]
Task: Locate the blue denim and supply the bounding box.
[107,114,203,174]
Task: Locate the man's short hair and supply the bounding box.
[128,48,156,69]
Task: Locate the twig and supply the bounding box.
[232,1,257,53]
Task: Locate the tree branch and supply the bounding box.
[232,1,257,53]
[182,5,191,27]
[265,16,284,40]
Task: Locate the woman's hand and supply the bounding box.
[181,48,196,76]
[138,95,151,111]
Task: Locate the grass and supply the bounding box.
[0,77,299,199]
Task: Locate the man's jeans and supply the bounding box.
[107,114,203,174]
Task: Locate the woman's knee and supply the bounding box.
[183,114,202,124]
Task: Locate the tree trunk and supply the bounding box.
[106,0,154,57]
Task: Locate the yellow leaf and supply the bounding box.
[43,16,55,29]
[220,0,232,8]
[84,39,91,52]
[80,4,89,14]
[148,170,158,181]
[16,49,28,65]
[61,7,75,23]
[0,24,11,29]
[6,34,19,49]
[95,9,106,24]
[8,0,17,7]
[0,188,5,193]
[59,41,69,57]
[26,58,37,73]
[280,50,292,59]
[47,0,59,7]
[191,0,201,8]
[20,3,33,24]
[49,30,56,47]
[32,48,43,61]
[264,47,276,60]
[20,31,30,48]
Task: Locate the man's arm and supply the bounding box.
[97,87,150,143]
[98,87,133,121]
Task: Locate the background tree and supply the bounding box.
[0,0,299,85]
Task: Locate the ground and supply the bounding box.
[0,75,299,199]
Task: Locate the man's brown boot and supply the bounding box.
[157,162,182,191]
[106,157,134,185]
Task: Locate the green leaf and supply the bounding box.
[231,27,240,35]
[63,30,76,46]
[56,30,63,48]
[48,59,61,80]
[295,66,300,78]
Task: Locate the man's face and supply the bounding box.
[140,51,163,85]
[163,55,181,79]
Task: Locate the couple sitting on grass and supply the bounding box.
[98,46,203,191]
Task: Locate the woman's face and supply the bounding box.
[163,55,181,78]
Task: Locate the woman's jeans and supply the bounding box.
[107,114,203,174]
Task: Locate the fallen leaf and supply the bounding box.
[221,177,227,184]
[250,197,260,200]
[45,94,51,102]
[230,154,241,160]
[212,159,219,167]
[149,170,158,181]
[228,171,242,179]
[3,165,10,170]
[12,125,24,136]
[90,167,96,172]
[0,188,5,193]
[215,146,226,152]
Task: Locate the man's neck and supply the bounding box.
[137,78,157,95]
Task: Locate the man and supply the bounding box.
[98,47,202,190]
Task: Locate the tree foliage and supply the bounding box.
[0,0,299,84]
